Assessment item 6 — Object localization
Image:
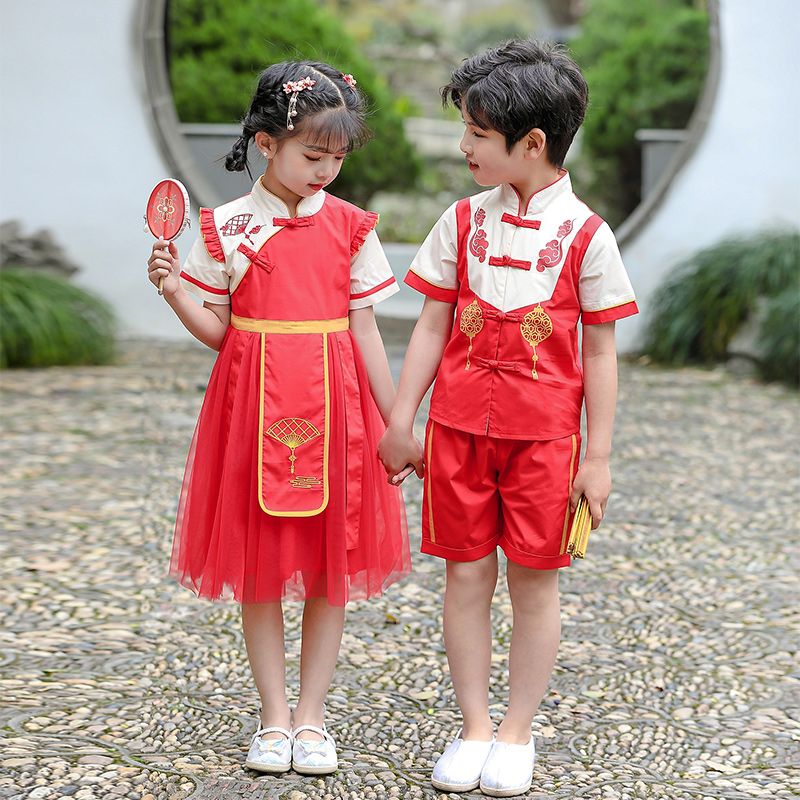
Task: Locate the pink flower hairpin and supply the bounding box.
[341,73,357,91]
[282,76,317,130]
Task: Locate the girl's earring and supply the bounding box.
[261,150,268,159]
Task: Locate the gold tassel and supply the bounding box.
[566,496,592,558]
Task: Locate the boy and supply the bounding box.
[379,40,638,796]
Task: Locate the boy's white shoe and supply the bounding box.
[479,737,536,797]
[291,724,338,774]
[431,731,494,792]
[244,724,292,773]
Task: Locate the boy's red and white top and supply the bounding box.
[405,171,638,441]
[171,180,409,606]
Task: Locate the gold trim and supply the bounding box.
[257,333,331,517]
[426,421,436,543]
[560,434,578,554]
[407,266,455,292]
[231,315,349,334]
[583,297,637,314]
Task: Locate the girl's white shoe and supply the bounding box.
[291,724,338,775]
[479,737,536,797]
[431,732,495,792]
[244,723,293,773]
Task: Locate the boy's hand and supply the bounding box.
[147,239,181,297]
[378,425,424,485]
[570,457,611,529]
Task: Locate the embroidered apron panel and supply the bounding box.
[259,332,329,516]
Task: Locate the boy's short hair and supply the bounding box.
[442,39,588,168]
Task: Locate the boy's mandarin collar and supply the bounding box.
[500,170,572,217]
[251,178,326,219]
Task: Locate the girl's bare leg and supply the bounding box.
[241,602,291,739]
[293,597,346,740]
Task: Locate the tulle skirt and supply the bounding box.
[169,327,410,605]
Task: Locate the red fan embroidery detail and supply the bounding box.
[469,207,489,262]
[536,219,575,272]
[220,213,253,236]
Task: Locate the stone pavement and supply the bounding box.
[1,333,798,800]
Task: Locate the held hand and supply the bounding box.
[570,457,611,529]
[391,463,418,486]
[147,239,181,297]
[378,426,424,484]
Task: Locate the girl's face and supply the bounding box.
[257,130,347,202]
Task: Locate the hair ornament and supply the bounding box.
[282,76,317,130]
[341,73,358,91]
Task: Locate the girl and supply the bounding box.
[147,61,410,776]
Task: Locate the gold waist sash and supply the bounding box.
[230,314,349,334]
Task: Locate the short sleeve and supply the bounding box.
[404,203,459,303]
[179,213,231,304]
[579,222,638,324]
[349,229,399,309]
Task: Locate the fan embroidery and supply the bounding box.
[266,417,321,479]
[221,213,253,236]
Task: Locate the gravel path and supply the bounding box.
[1,332,798,800]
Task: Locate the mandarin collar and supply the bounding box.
[499,170,572,216]
[251,178,326,219]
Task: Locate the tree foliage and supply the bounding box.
[571,0,709,225]
[168,0,420,206]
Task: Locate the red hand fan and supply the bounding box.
[145,178,190,295]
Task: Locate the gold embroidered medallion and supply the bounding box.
[520,304,553,380]
[459,299,484,370]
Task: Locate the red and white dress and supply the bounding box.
[405,172,638,568]
[170,180,410,605]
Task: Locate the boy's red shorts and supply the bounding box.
[421,420,580,569]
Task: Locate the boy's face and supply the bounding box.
[459,112,542,188]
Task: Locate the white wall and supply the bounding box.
[2,0,797,344]
[617,0,800,352]
[0,1,192,338]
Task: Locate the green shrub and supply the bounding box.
[643,231,800,386]
[758,288,800,387]
[168,0,420,206]
[571,0,709,225]
[0,270,116,369]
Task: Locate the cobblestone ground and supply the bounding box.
[1,331,798,800]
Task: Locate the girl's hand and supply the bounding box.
[570,456,611,529]
[378,426,424,484]
[147,239,181,297]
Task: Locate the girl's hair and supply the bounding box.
[225,61,370,174]
[442,39,588,168]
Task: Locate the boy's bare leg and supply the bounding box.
[444,552,498,740]
[241,602,292,739]
[294,597,346,741]
[497,563,561,743]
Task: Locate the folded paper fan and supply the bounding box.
[566,495,593,559]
